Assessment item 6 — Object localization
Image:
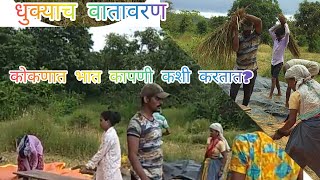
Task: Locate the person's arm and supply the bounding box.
[280,91,299,132]
[269,24,280,41]
[245,14,262,34]
[279,14,290,44]
[229,135,248,180]
[282,23,290,45]
[297,168,303,180]
[128,136,150,180]
[220,151,228,176]
[274,92,299,139]
[272,110,296,139]
[204,137,211,159]
[217,141,227,171]
[127,119,150,180]
[86,133,110,169]
[162,119,170,136]
[278,109,298,133]
[285,87,291,108]
[163,128,170,136]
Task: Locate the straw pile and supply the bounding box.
[197,8,247,69]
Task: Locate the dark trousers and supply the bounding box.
[230,70,257,106]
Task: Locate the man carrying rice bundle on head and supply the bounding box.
[229,12,262,107]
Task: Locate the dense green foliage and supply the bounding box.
[294,1,320,53]
[0,27,256,131]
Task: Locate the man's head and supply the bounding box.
[275,27,285,40]
[242,20,253,37]
[140,83,170,113]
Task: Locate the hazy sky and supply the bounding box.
[164,0,319,16]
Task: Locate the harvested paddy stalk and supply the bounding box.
[197,8,247,69]
[277,13,301,58]
[288,34,301,58]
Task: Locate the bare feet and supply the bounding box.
[277,93,282,96]
[268,95,273,99]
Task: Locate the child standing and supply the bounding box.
[153,108,170,136]
[81,111,123,180]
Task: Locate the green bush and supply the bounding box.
[308,34,320,53]
[297,35,308,47]
[190,133,207,144]
[47,91,84,116]
[186,118,210,134]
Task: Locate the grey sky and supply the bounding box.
[164,0,319,16]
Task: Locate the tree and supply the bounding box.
[22,27,94,93]
[134,28,161,53]
[295,1,320,52]
[0,29,38,76]
[165,0,173,12]
[179,13,193,33]
[228,0,282,44]
[208,16,228,30]
[197,20,208,34]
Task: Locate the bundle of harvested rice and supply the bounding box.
[197,21,234,69]
[277,13,301,58]
[288,34,300,58]
[197,8,246,69]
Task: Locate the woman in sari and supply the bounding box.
[272,64,320,176]
[198,123,230,180]
[16,134,44,171]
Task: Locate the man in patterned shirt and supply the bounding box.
[127,83,170,180]
[230,13,262,107]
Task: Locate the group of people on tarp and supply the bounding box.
[226,8,320,180]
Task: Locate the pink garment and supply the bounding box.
[17,135,44,171]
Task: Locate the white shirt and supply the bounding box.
[86,127,123,180]
[269,23,290,65]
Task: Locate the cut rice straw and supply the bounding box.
[288,34,300,58]
[278,13,301,58]
[197,8,301,69]
[197,8,247,69]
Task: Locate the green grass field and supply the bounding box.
[0,100,256,167]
